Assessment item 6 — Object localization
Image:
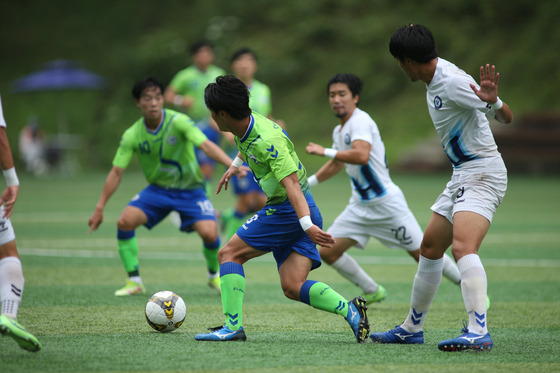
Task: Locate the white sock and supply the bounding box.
[331,253,378,294]
[129,276,142,285]
[457,254,488,335]
[0,256,25,319]
[402,255,443,333]
[442,253,461,285]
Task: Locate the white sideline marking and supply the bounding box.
[18,247,560,267]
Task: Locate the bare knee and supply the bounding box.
[117,216,137,231]
[281,283,302,301]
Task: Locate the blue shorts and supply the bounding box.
[231,164,265,196]
[195,121,221,166]
[128,185,216,232]
[236,194,323,270]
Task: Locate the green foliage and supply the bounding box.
[1,1,558,169]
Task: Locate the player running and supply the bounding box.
[194,75,369,343]
[0,94,41,352]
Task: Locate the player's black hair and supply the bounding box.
[132,77,164,100]
[389,24,438,63]
[327,73,363,105]
[205,75,251,120]
[230,47,257,64]
[190,39,213,55]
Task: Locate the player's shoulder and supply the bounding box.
[208,64,226,75]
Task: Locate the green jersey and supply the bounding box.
[112,109,208,190]
[235,111,309,205]
[168,64,226,122]
[248,79,272,117]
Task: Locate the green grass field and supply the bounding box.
[1,171,559,372]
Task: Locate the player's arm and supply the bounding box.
[0,127,19,218]
[164,86,195,110]
[88,166,125,233]
[280,172,335,248]
[306,140,370,165]
[470,64,513,124]
[308,159,344,186]
[198,139,235,168]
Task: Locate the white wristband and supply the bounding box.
[3,167,19,187]
[231,156,243,168]
[299,215,313,232]
[308,174,319,187]
[323,148,338,159]
[490,97,503,110]
[173,95,184,106]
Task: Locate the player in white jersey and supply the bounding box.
[370,24,513,352]
[306,73,461,305]
[0,94,42,352]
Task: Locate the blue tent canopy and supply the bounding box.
[12,60,106,93]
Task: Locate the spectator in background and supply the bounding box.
[165,39,226,181]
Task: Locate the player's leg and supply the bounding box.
[223,175,266,239]
[279,251,369,343]
[192,219,221,292]
[407,249,461,285]
[0,218,41,351]
[320,237,386,304]
[438,211,492,351]
[371,212,451,344]
[195,234,265,341]
[114,205,147,296]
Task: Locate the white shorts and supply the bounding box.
[327,188,423,251]
[431,171,507,224]
[0,206,16,246]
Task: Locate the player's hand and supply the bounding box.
[88,209,103,234]
[0,186,19,219]
[306,142,325,156]
[305,225,336,248]
[470,64,500,105]
[216,165,250,194]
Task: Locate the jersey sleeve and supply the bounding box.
[174,114,207,146]
[168,69,190,92]
[263,135,298,183]
[349,116,374,144]
[0,95,6,128]
[448,74,495,117]
[112,129,135,169]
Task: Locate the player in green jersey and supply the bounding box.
[164,39,226,181]
[220,47,272,240]
[194,75,370,343]
[88,77,240,297]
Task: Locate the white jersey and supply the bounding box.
[426,58,505,172]
[0,94,6,128]
[332,108,399,203]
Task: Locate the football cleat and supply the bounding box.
[195,325,247,341]
[208,276,221,294]
[438,322,493,351]
[370,325,424,344]
[0,314,42,352]
[345,296,370,343]
[114,279,146,296]
[362,285,387,305]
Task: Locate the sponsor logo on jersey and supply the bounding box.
[166,135,177,146]
[434,95,443,110]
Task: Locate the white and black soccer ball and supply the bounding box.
[145,291,186,332]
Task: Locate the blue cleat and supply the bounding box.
[346,296,370,343]
[195,325,247,341]
[370,325,424,344]
[438,322,493,351]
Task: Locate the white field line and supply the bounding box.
[18,247,560,268]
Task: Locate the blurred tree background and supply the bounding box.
[1,0,558,173]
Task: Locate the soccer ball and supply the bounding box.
[145,291,186,332]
